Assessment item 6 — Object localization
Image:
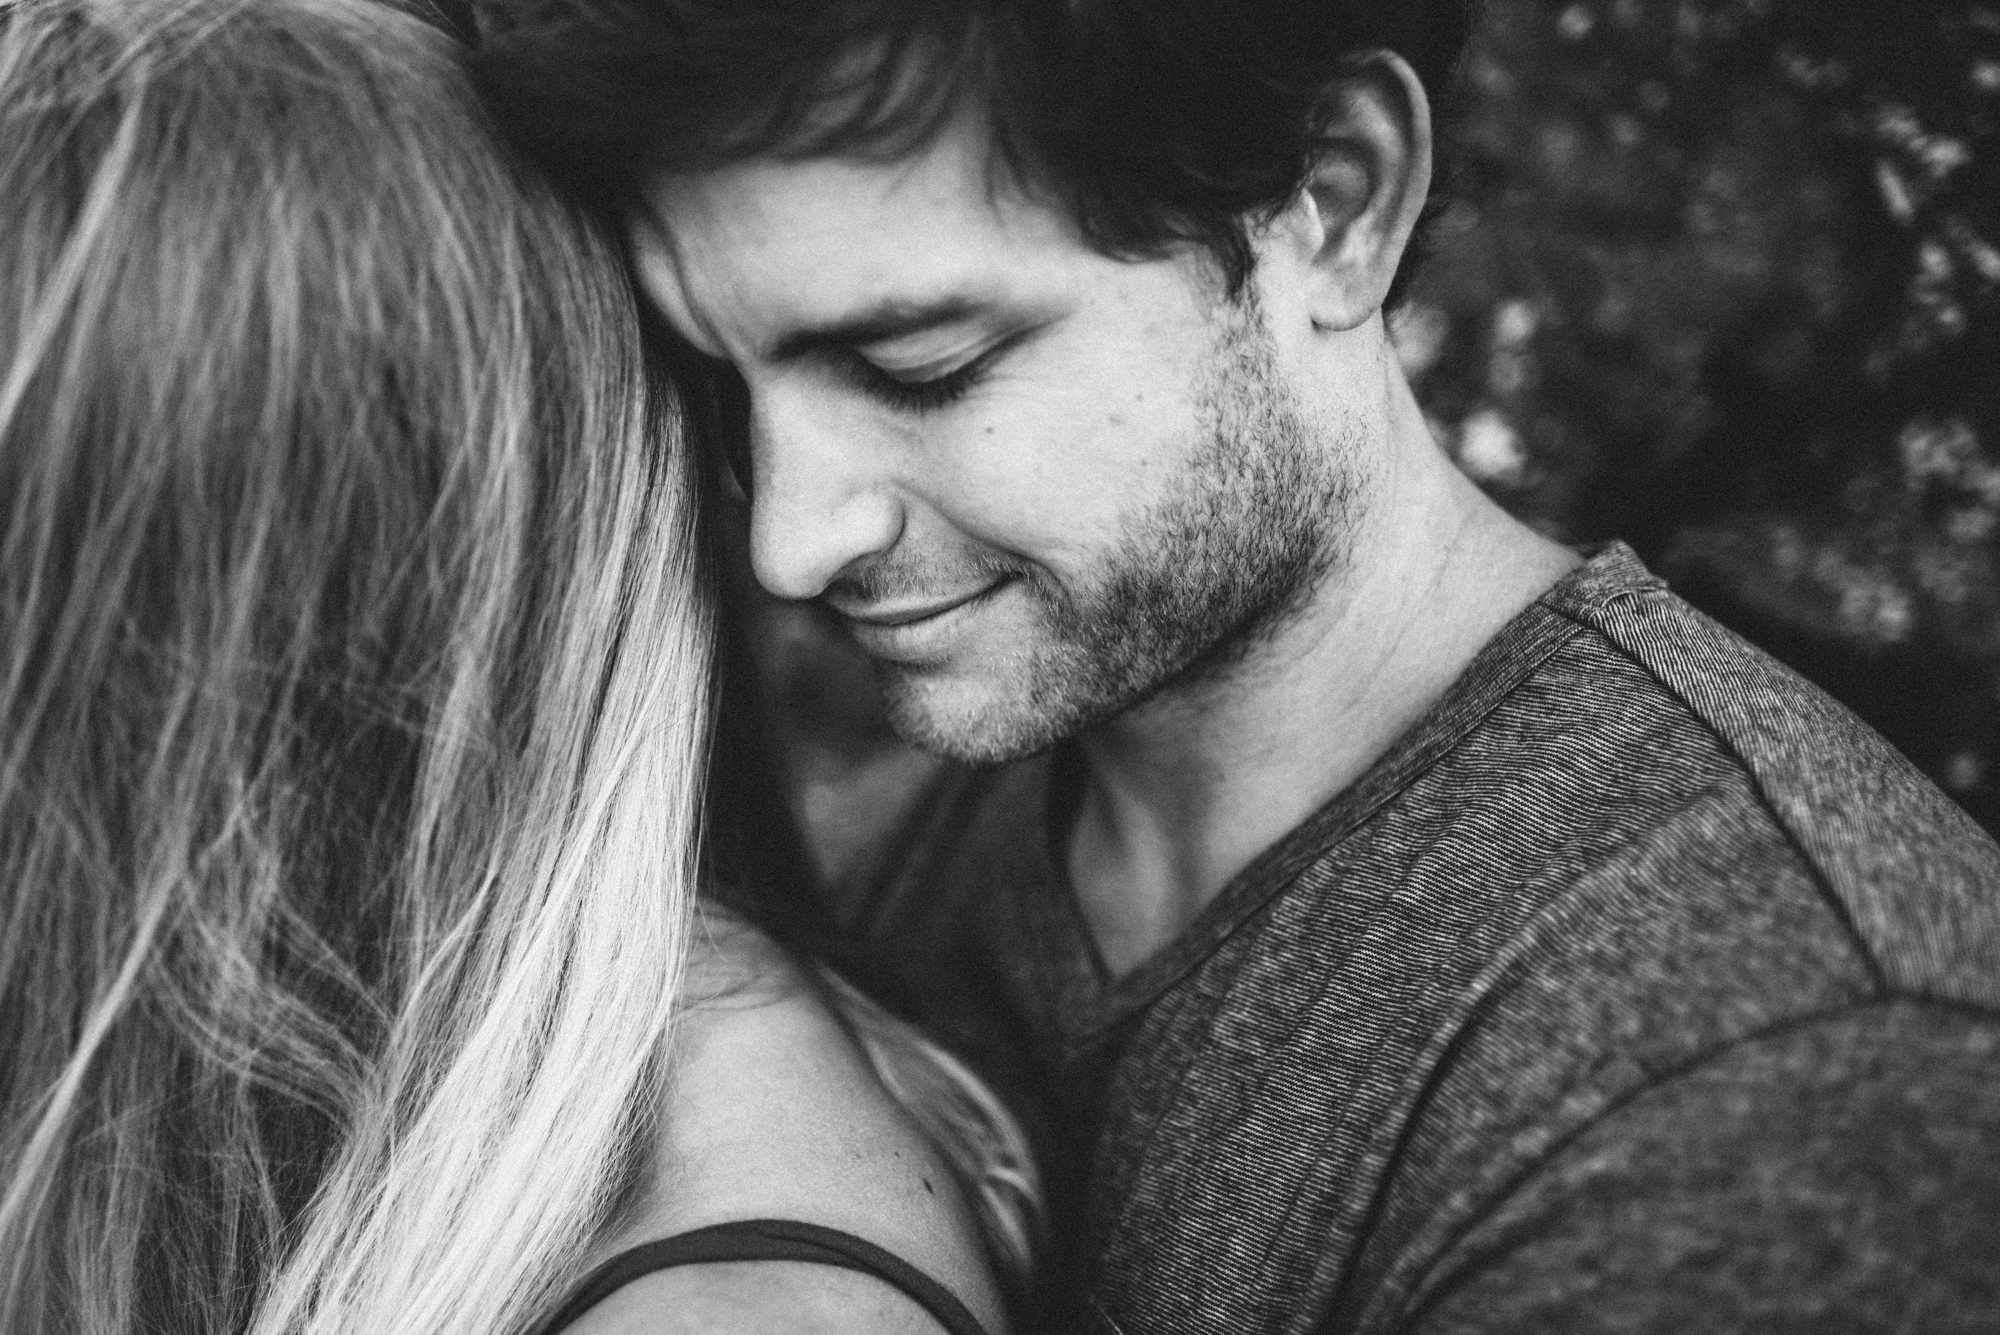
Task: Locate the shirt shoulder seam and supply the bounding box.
[1542,594,1892,993]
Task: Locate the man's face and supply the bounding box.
[634,117,1359,763]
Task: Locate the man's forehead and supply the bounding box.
[635,124,1079,346]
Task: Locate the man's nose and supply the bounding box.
[745,387,904,601]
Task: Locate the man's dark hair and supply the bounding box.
[475,0,1476,302]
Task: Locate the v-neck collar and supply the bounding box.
[1007,543,1662,1054]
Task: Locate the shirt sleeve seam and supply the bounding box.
[1390,992,1982,1331]
[1541,597,1892,995]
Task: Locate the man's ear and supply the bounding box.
[1284,51,1433,332]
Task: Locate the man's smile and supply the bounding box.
[828,576,1015,661]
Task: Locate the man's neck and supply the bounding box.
[1065,388,1580,978]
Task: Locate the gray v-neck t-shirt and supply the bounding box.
[822,543,2000,1334]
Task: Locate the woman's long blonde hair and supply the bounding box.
[0,0,710,1331]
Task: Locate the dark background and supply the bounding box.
[1408,0,2000,832]
[744,0,2000,870]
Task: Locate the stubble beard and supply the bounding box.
[876,297,1361,765]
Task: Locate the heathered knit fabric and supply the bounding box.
[822,543,2000,1334]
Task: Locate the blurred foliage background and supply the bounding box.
[1409,0,2000,831]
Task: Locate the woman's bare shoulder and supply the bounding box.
[562,908,1006,1335]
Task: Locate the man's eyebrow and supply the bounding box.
[767,297,986,363]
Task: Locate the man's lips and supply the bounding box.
[827,576,1014,659]
[827,577,1009,628]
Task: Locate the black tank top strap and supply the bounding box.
[530,1218,990,1335]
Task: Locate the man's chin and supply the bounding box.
[875,667,1080,766]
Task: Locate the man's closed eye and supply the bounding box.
[847,329,1032,414]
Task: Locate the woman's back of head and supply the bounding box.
[0,2,710,1331]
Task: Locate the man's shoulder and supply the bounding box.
[1074,552,2000,1333]
[1295,552,2000,1326]
[1505,548,2000,1005]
